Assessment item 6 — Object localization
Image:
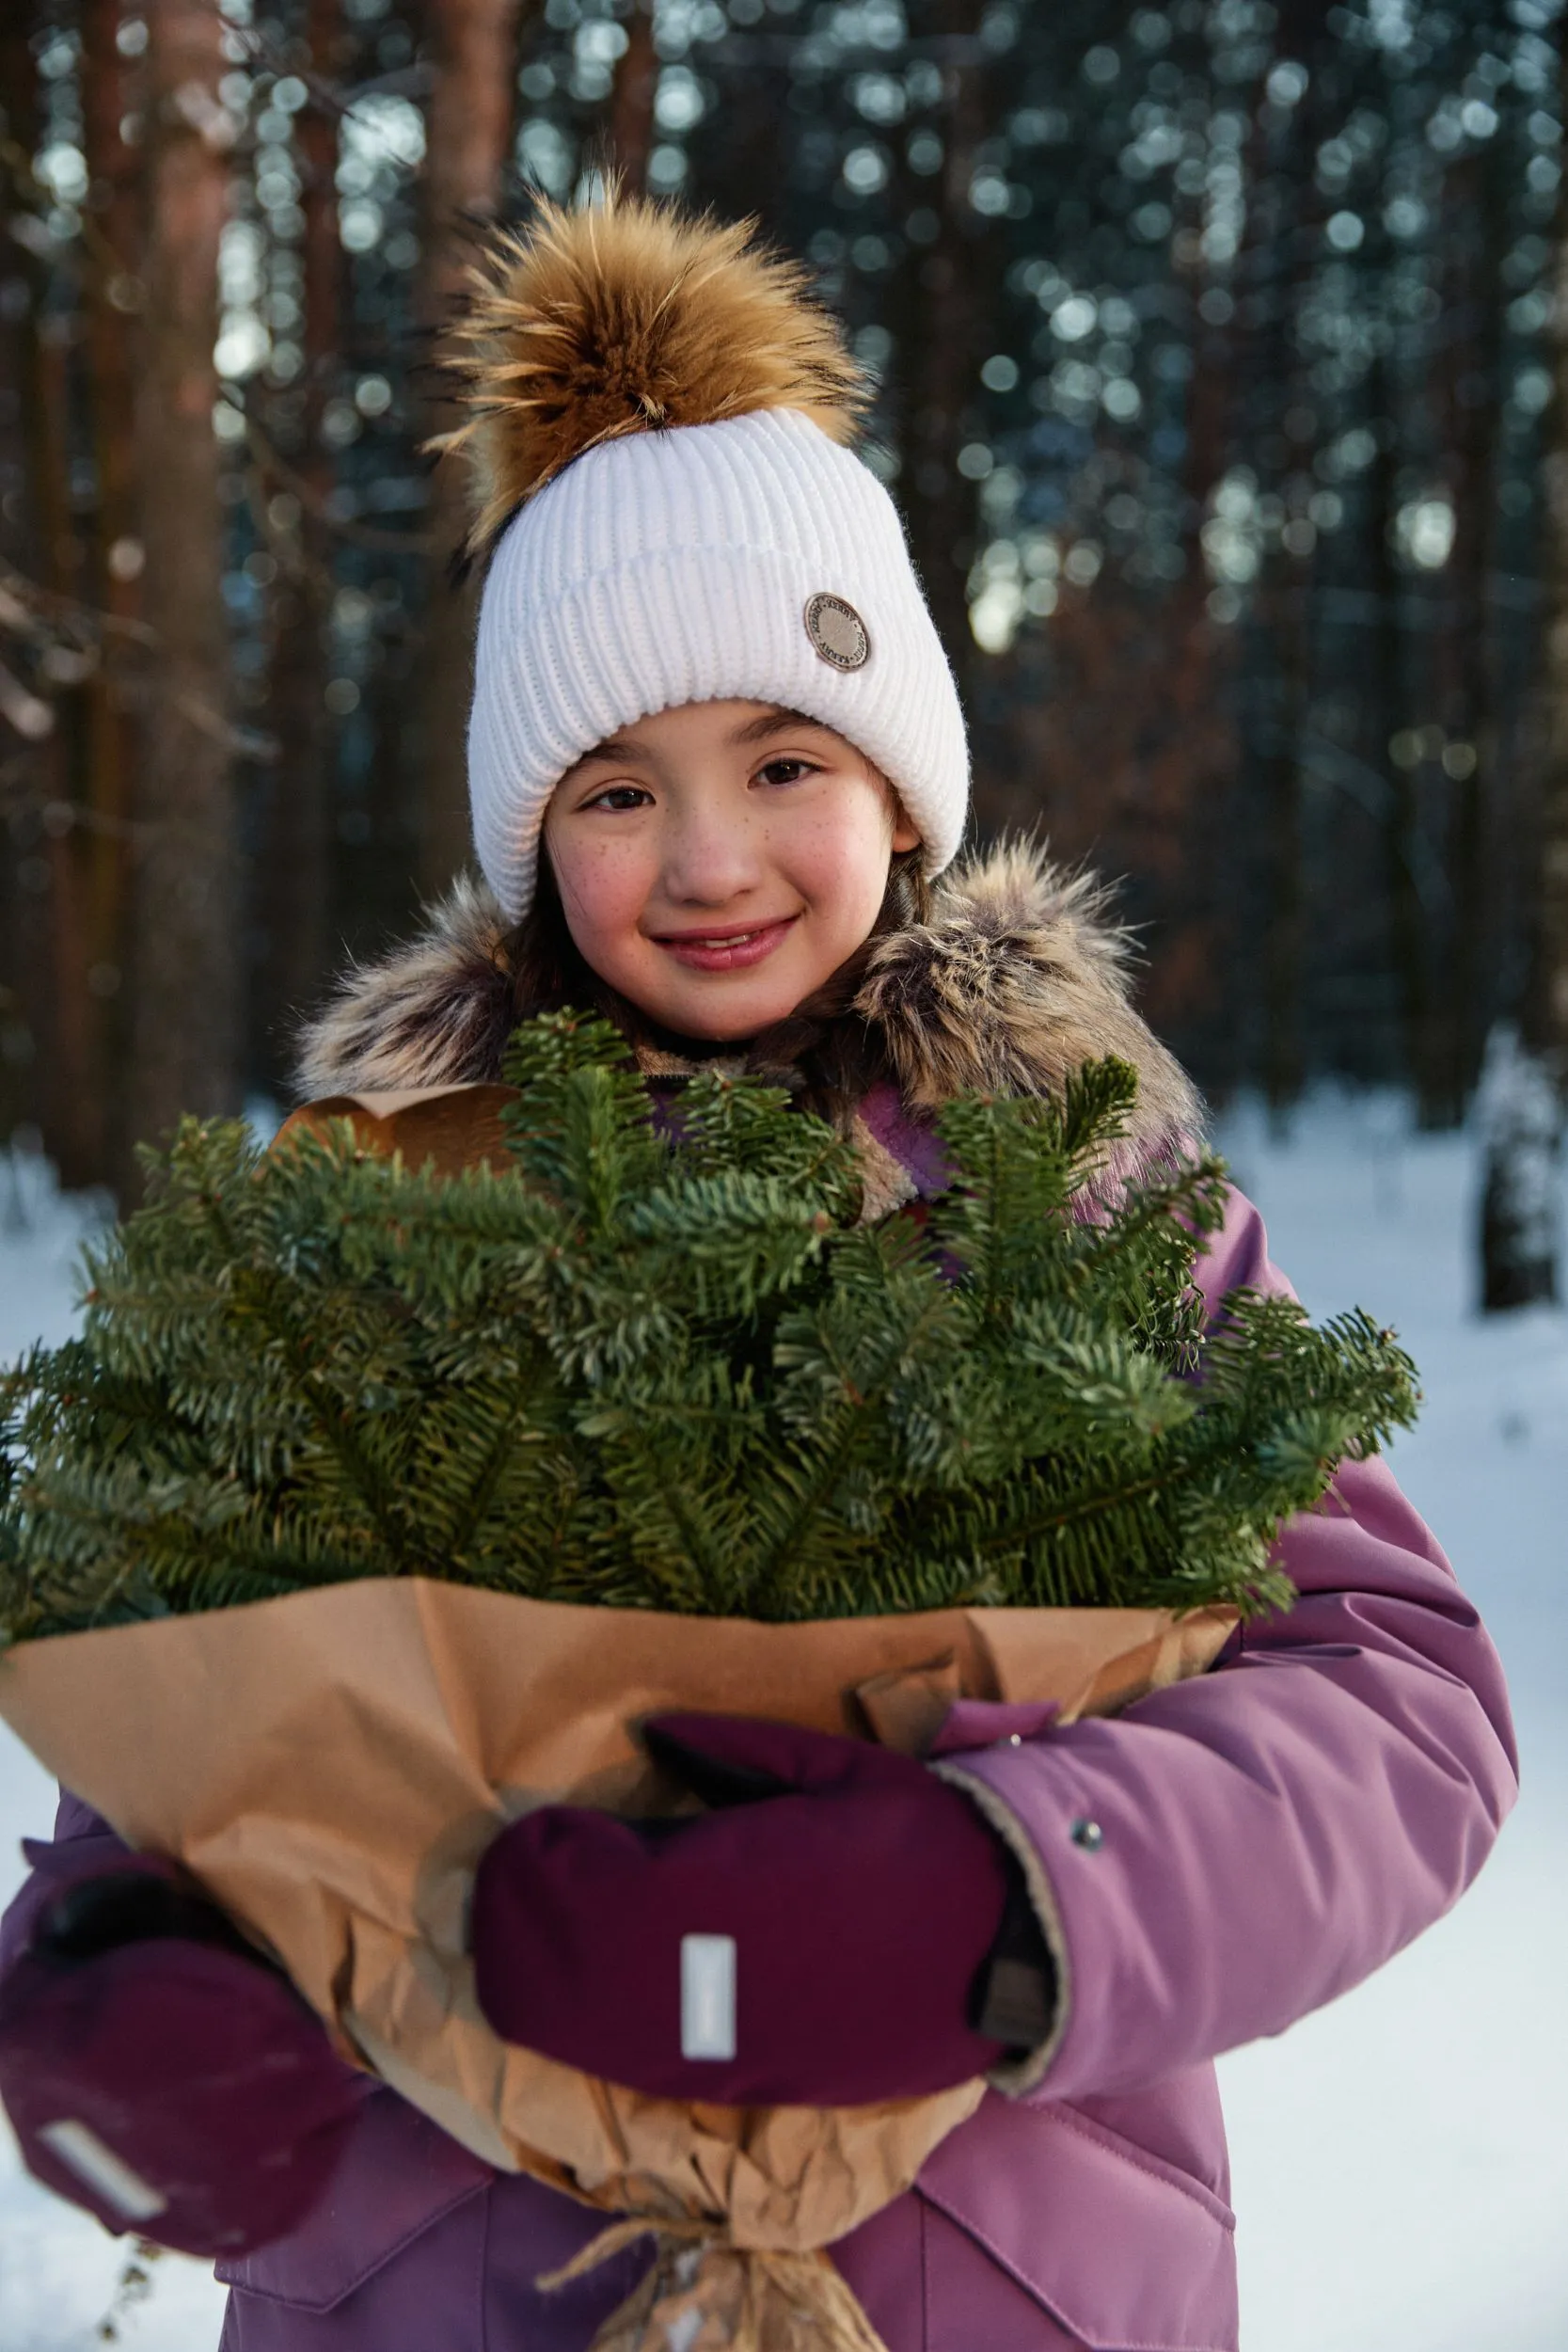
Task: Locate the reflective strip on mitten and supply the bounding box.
[471,1711,1038,2106]
[0,1914,368,2257]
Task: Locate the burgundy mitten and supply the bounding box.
[471,1712,1042,2107]
[0,1873,369,2256]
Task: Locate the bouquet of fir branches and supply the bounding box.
[0,1014,1418,2352]
[0,1011,1416,1641]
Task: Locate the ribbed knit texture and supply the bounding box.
[467,408,970,920]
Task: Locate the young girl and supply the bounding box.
[0,198,1515,2352]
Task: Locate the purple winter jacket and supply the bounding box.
[0,1184,1517,2352]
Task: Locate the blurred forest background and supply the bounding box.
[2,0,1566,1299]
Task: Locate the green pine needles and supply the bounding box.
[0,1012,1419,1643]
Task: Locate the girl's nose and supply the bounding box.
[659,807,763,906]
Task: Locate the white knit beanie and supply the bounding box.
[441,198,969,924]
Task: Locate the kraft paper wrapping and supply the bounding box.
[275,1085,521,1178]
[0,1587,1233,2233]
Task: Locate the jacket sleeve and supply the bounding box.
[935,1184,1519,2103]
[0,1791,168,1982]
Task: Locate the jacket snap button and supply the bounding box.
[1069,1818,1104,1851]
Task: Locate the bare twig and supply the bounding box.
[0,560,157,649]
[226,393,437,554]
[0,129,140,302]
[0,764,165,844]
[230,22,434,151]
[0,660,55,740]
[0,610,273,771]
[94,2238,164,2344]
[171,690,280,764]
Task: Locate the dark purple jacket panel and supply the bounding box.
[1,1187,1518,2352]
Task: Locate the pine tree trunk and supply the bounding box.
[607,2,657,194]
[77,0,145,1179]
[1426,146,1502,1129]
[0,14,97,1184]
[119,0,238,1184]
[1243,41,1314,1124]
[1366,358,1425,1104]
[1496,31,1568,1311]
[254,0,344,1093]
[890,0,992,707]
[1479,35,1568,1312]
[412,0,523,902]
[1540,34,1568,1089]
[0,6,45,1152]
[1475,1025,1559,1312]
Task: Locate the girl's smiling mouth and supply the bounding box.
[650,915,800,972]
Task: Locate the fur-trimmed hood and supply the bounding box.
[293,841,1203,1162]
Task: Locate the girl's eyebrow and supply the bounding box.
[572,734,650,769]
[572,708,825,769]
[729,707,822,745]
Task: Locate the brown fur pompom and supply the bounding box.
[436,190,868,559]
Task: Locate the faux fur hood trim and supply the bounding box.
[854,840,1202,1148]
[294,873,520,1102]
[293,842,1204,1157]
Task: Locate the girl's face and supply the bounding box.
[542,700,920,1041]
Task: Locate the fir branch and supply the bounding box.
[165,1120,419,1566]
[0,1033,1422,1640]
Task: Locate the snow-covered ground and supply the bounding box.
[1212,1099,1568,2352]
[0,1154,229,2346]
[0,1101,1563,2349]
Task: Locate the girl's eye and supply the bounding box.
[584,785,652,813]
[754,756,820,788]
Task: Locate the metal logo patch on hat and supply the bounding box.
[803,592,870,672]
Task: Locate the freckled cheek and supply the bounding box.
[780,808,891,930]
[551,841,655,956]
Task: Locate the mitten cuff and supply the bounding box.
[933,1762,1071,2097]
